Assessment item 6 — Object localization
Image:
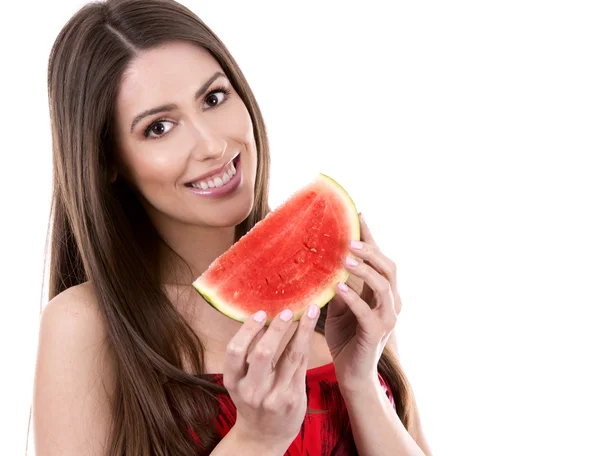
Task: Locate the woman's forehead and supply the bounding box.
[115,42,223,122]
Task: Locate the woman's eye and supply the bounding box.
[204,91,225,109]
[144,120,174,139]
[143,88,229,139]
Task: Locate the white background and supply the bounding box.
[1,0,599,454]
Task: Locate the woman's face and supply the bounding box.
[113,41,257,230]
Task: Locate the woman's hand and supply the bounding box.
[325,213,402,394]
[223,305,320,452]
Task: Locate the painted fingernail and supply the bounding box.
[350,240,363,250]
[307,304,319,319]
[338,282,349,292]
[254,310,267,322]
[280,309,293,321]
[346,256,359,267]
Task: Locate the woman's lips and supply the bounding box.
[185,155,241,198]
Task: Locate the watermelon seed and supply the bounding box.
[310,248,317,253]
[324,234,330,237]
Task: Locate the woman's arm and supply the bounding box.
[352,270,433,455]
[346,278,433,454]
[409,387,434,455]
[342,381,430,456]
[33,284,117,455]
[386,327,433,455]
[210,425,288,456]
[330,216,433,456]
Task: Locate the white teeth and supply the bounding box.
[188,158,238,190]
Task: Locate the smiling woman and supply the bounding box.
[30,0,431,455]
[112,42,259,233]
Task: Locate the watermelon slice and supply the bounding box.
[192,173,360,324]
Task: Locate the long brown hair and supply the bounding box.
[28,0,415,454]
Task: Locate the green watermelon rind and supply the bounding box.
[192,173,360,324]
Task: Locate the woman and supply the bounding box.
[32,0,432,454]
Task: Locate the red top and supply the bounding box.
[187,361,396,455]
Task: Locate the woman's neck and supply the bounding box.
[155,221,236,286]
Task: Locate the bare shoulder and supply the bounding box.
[38,281,111,368]
[42,281,101,318]
[33,281,117,455]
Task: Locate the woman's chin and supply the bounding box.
[196,193,255,228]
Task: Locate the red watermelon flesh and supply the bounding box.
[192,173,360,324]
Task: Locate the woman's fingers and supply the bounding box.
[355,213,398,284]
[349,240,397,287]
[336,282,374,326]
[289,345,311,396]
[222,309,315,446]
[337,281,397,339]
[274,304,320,391]
[223,310,269,391]
[325,293,348,319]
[344,255,392,307]
[245,309,296,386]
[358,212,379,248]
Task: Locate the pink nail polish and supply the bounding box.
[346,256,359,267]
[307,304,319,319]
[350,240,362,249]
[280,309,293,321]
[338,282,349,292]
[254,310,267,322]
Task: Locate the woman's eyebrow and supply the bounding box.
[129,71,227,133]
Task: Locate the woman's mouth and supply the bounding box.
[184,155,242,198]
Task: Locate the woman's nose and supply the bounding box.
[188,121,226,162]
